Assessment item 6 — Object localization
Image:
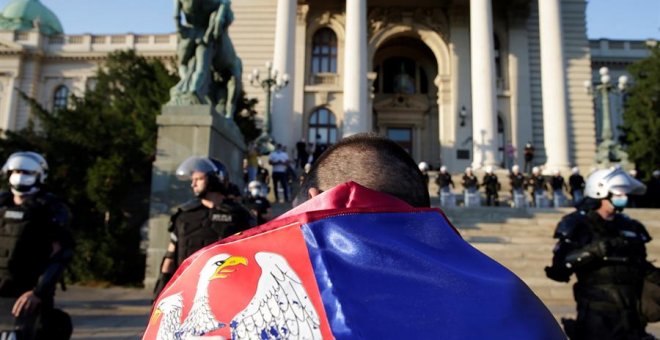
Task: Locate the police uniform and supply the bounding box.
[527,174,548,207]
[462,174,479,191]
[546,210,652,339]
[169,199,254,266]
[510,172,526,191]
[244,196,271,225]
[435,173,454,192]
[569,173,586,201]
[0,191,74,339]
[482,174,500,206]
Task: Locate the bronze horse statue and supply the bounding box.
[169,0,243,119]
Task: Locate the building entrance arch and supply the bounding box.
[368,23,450,167]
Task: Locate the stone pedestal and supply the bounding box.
[143,105,246,290]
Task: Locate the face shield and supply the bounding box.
[585,167,647,199]
[2,152,48,196]
[175,157,218,181]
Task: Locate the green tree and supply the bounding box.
[623,45,660,179]
[0,50,178,284]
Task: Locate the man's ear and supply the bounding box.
[308,188,321,198]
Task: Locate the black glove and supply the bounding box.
[152,272,173,303]
[545,265,571,282]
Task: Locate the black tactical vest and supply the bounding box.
[172,200,251,264]
[575,212,650,286]
[0,193,57,296]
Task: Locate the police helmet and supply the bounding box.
[465,167,473,174]
[584,167,646,199]
[2,151,48,195]
[2,151,48,183]
[511,165,519,173]
[485,166,494,174]
[176,156,227,194]
[440,166,447,173]
[571,167,579,175]
[248,180,261,190]
[418,162,429,172]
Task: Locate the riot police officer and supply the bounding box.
[528,166,549,207]
[569,167,586,204]
[244,181,272,225]
[0,152,74,340]
[436,166,455,207]
[545,167,654,339]
[510,165,527,208]
[482,166,500,206]
[462,167,480,207]
[153,157,255,299]
[550,169,569,207]
[418,162,430,187]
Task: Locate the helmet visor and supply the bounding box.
[604,168,647,196]
[2,155,41,174]
[175,157,216,180]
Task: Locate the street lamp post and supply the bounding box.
[248,61,289,154]
[584,66,629,167]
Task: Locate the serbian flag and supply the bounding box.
[144,182,564,339]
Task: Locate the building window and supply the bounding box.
[497,116,505,167]
[387,128,413,154]
[311,28,337,74]
[494,35,502,80]
[53,85,69,110]
[375,58,429,95]
[308,108,337,145]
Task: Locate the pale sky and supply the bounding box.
[0,0,658,40]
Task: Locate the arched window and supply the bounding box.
[311,28,337,74]
[53,85,69,110]
[375,58,429,94]
[308,108,337,145]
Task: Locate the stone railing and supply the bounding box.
[308,73,340,86]
[44,33,177,54]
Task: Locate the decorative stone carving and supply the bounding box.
[297,4,309,25]
[413,8,450,41]
[368,7,449,41]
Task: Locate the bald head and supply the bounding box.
[294,133,430,207]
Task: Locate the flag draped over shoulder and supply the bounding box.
[144,182,565,340]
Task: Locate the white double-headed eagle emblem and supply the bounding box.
[150,252,322,340]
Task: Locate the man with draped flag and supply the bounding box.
[144,133,565,340]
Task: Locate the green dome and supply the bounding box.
[0,0,63,36]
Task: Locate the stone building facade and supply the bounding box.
[0,0,640,174]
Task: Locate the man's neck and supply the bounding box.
[12,193,34,205]
[595,207,615,221]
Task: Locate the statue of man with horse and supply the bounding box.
[168,0,243,119]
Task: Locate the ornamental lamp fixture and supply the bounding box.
[459,106,468,127]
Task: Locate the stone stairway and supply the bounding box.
[442,206,660,329]
[273,201,660,332]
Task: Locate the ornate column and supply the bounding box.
[469,0,498,169]
[539,0,570,170]
[293,4,309,144]
[272,0,297,148]
[343,0,369,136]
